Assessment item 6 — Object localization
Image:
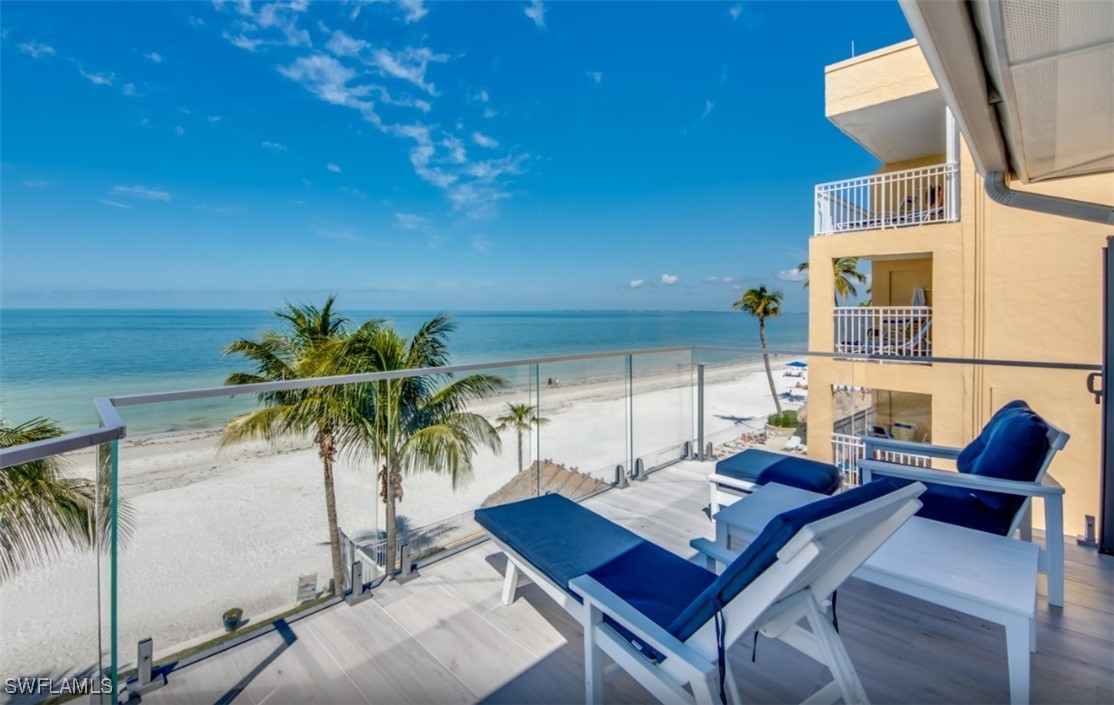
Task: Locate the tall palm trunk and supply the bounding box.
[516,429,524,473]
[316,430,344,596]
[384,453,398,574]
[760,321,783,415]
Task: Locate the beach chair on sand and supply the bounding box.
[475,480,925,705]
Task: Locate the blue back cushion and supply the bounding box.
[955,400,1051,513]
[667,478,904,642]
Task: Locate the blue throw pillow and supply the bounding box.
[956,400,1030,474]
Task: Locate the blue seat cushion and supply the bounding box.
[954,400,1050,513]
[668,478,905,642]
[475,493,648,593]
[715,449,841,495]
[476,494,717,660]
[913,482,1018,536]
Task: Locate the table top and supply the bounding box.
[715,483,1040,616]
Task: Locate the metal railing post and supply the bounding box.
[696,364,705,460]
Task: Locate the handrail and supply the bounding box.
[0,344,1100,469]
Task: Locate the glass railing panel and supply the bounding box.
[631,349,693,473]
[368,363,537,575]
[537,355,629,489]
[112,391,348,680]
[693,348,807,458]
[0,441,116,705]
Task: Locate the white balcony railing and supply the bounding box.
[814,162,959,236]
[834,306,932,357]
[831,432,931,487]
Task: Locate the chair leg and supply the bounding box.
[501,561,519,606]
[583,603,605,705]
[805,595,869,705]
[691,669,721,705]
[723,659,743,705]
[1045,496,1065,607]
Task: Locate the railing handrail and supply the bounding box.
[1,344,1100,469]
[834,305,932,313]
[814,161,958,191]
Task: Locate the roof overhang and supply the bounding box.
[899,0,1114,184]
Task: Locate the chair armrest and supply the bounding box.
[858,459,1065,497]
[568,575,714,677]
[690,537,739,567]
[860,436,962,459]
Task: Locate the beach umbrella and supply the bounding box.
[787,360,808,367]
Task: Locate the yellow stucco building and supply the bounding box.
[805,40,1114,535]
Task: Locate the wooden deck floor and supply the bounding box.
[144,461,1114,705]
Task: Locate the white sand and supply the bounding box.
[0,358,805,684]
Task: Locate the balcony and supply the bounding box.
[814,163,958,236]
[834,305,932,358]
[0,347,1108,705]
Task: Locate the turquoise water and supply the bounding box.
[0,309,807,433]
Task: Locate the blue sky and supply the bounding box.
[1,1,910,312]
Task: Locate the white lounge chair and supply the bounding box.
[476,480,925,704]
[859,400,1069,606]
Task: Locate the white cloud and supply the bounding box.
[704,275,718,283]
[589,71,602,85]
[326,30,368,58]
[701,100,714,119]
[732,284,742,291]
[471,131,499,149]
[471,234,490,252]
[340,186,365,197]
[371,46,448,95]
[22,179,51,188]
[122,83,138,96]
[193,203,241,214]
[110,185,173,201]
[661,273,679,285]
[326,162,341,173]
[483,107,497,119]
[394,213,430,230]
[224,33,264,52]
[722,275,734,283]
[99,199,132,209]
[440,135,467,164]
[261,141,286,151]
[78,67,115,86]
[729,4,743,21]
[208,115,222,123]
[524,0,546,28]
[174,125,185,136]
[18,41,56,59]
[189,16,205,28]
[474,89,490,102]
[628,279,645,289]
[278,54,379,123]
[145,51,163,63]
[778,268,807,282]
[397,0,429,24]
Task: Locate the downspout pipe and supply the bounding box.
[985,172,1114,225]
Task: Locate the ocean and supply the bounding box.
[0,309,808,434]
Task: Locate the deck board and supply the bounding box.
[144,460,1114,705]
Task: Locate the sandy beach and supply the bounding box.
[0,357,807,688]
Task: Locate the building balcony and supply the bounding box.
[815,163,958,237]
[833,305,932,358]
[0,346,1108,705]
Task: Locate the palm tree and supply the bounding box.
[351,313,505,574]
[221,296,381,595]
[1,418,132,581]
[495,403,549,474]
[797,257,868,305]
[732,286,785,416]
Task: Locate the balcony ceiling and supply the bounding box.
[900,0,1114,184]
[829,89,948,164]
